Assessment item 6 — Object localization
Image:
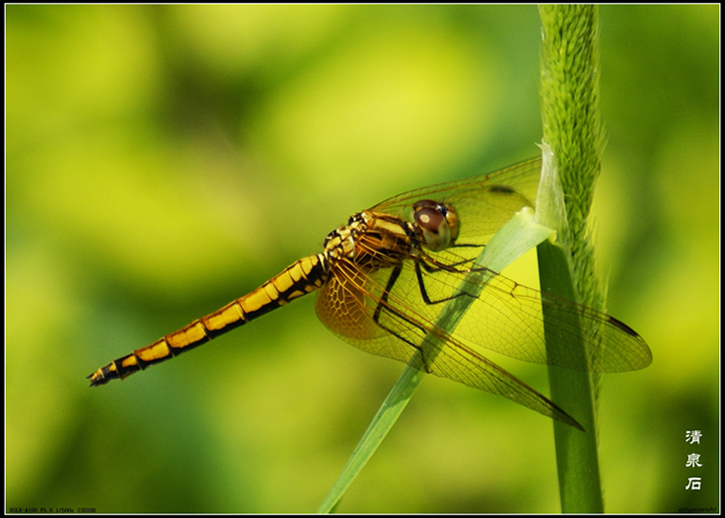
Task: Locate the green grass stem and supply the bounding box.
[538,5,606,512]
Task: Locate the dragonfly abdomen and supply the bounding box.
[88,254,329,386]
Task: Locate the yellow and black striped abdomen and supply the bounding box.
[88,254,328,386]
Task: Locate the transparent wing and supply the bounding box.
[315,255,585,429]
[379,248,650,372]
[370,157,543,245]
[315,156,650,424]
[365,155,651,372]
[315,248,650,426]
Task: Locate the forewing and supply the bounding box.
[396,255,652,372]
[315,255,583,428]
[368,155,650,372]
[316,156,650,425]
[371,157,542,244]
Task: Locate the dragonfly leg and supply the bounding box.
[413,257,481,305]
[418,243,484,273]
[371,264,435,373]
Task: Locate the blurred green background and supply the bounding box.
[6,5,719,513]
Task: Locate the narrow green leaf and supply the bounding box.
[317,208,553,513]
[538,239,603,511]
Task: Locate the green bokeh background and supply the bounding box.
[6,5,718,513]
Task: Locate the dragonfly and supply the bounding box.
[88,157,652,429]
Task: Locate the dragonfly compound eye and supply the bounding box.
[413,200,459,251]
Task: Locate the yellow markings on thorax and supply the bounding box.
[369,215,410,239]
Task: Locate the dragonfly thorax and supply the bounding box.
[323,211,370,260]
[322,210,417,272]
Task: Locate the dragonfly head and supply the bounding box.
[412,200,460,251]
